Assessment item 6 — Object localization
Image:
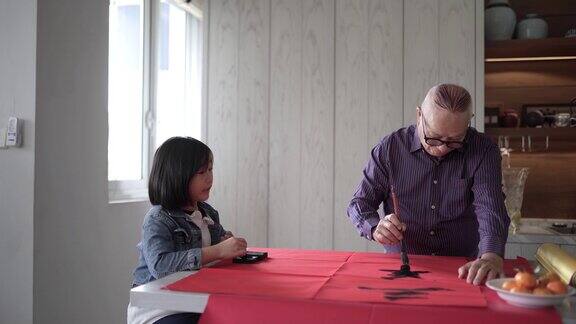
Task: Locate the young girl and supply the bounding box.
[127,137,247,324]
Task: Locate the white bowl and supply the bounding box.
[486,278,576,308]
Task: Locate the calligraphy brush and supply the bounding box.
[390,185,410,275]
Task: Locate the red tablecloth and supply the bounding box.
[164,248,560,324]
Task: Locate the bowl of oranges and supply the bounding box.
[486,272,575,308]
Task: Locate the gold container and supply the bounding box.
[535,243,576,286]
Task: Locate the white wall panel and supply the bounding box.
[269,0,302,248]
[237,0,270,246]
[208,0,480,250]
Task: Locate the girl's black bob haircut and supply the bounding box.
[148,136,212,210]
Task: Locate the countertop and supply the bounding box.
[509,218,576,245]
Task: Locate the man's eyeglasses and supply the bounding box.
[420,110,467,149]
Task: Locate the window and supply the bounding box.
[108,0,204,202]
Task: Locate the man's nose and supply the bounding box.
[439,144,452,153]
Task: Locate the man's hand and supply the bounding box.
[372,213,406,245]
[458,252,503,285]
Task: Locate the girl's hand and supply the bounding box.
[217,237,247,259]
[220,231,234,241]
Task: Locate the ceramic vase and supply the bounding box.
[517,14,548,39]
[485,0,516,41]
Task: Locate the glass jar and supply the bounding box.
[502,167,529,233]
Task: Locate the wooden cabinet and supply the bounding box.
[484,0,576,221]
[486,37,576,61]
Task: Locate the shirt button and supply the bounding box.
[430,230,435,236]
[433,180,438,185]
[431,205,436,210]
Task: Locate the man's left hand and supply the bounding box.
[458,252,503,285]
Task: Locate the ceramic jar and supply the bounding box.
[485,0,516,41]
[517,14,548,39]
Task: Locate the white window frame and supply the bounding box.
[108,0,207,203]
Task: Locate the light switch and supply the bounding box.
[6,117,22,147]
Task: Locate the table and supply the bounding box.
[130,248,570,324]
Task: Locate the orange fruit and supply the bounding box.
[510,286,531,294]
[536,279,547,288]
[514,271,537,289]
[546,281,568,295]
[502,280,517,291]
[533,287,553,296]
[538,273,561,287]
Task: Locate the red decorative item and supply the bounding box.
[500,109,519,128]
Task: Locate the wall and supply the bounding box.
[0,1,36,323]
[34,1,150,323]
[206,0,484,251]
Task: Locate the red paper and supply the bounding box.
[166,249,559,324]
[370,300,560,324]
[165,268,328,299]
[212,257,345,277]
[348,251,469,265]
[367,283,560,324]
[199,294,373,324]
[249,247,353,262]
[198,284,560,324]
[334,258,465,281]
[315,274,486,307]
[199,294,559,324]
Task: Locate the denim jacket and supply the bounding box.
[132,202,227,286]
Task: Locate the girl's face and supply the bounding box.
[188,162,213,203]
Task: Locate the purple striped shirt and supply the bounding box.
[347,125,510,258]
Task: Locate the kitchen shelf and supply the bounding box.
[485,127,575,137]
[486,37,576,60]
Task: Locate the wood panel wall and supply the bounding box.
[206,0,482,250]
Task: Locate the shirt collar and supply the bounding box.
[410,125,423,153]
[167,206,205,218]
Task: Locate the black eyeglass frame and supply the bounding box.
[418,107,468,149]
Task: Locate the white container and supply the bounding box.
[485,0,517,41]
[517,14,548,39]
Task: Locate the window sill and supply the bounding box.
[108,179,148,204]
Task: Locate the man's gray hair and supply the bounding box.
[424,83,472,113]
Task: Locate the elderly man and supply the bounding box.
[347,83,509,286]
